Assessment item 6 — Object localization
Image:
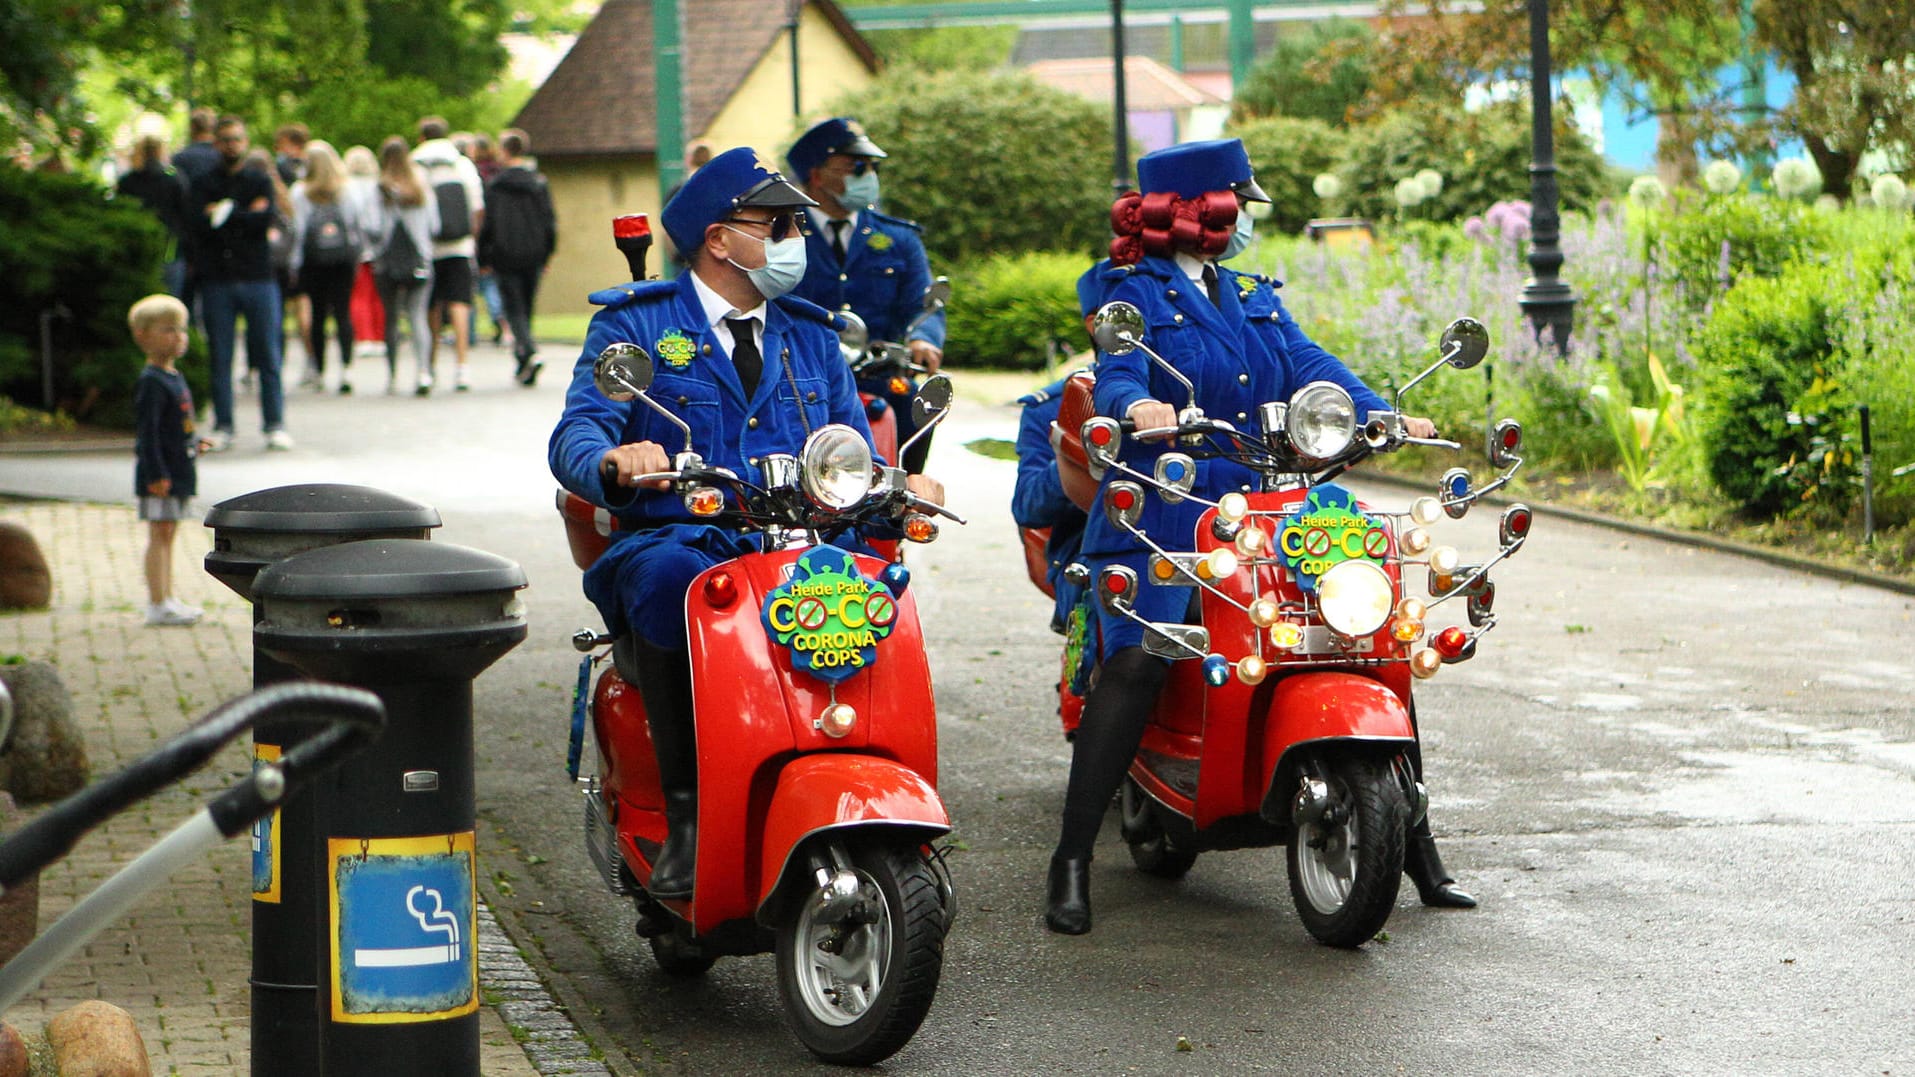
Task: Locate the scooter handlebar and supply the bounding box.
[0,682,385,891]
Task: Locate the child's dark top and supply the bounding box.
[134,365,197,499]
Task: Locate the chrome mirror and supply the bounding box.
[593,342,655,401]
[835,309,869,363]
[922,277,951,312]
[1090,302,1146,355]
[1439,317,1490,370]
[910,373,953,426]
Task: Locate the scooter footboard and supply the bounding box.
[756,754,950,917]
[1256,672,1415,823]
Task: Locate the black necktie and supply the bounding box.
[829,219,848,261]
[726,317,761,397]
[1202,263,1221,307]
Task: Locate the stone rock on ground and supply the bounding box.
[43,1001,148,1077]
[0,525,49,612]
[0,662,86,802]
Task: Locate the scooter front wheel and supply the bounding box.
[775,840,947,1066]
[1286,755,1408,948]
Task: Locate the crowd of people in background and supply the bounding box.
[111,106,558,451]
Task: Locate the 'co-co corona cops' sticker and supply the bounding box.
[1276,484,1388,593]
[762,545,897,684]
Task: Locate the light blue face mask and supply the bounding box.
[1220,207,1256,261]
[725,228,808,300]
[840,169,881,210]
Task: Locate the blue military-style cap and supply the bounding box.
[1136,138,1270,202]
[660,146,817,255]
[785,117,887,182]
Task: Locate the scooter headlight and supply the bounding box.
[799,424,873,510]
[1286,381,1357,461]
[1315,559,1394,638]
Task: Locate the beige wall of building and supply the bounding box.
[537,5,876,316]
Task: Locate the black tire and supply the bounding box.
[1286,755,1408,948]
[647,924,716,978]
[1120,777,1198,880]
[775,841,947,1066]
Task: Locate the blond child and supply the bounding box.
[130,294,208,626]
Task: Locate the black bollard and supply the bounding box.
[202,485,441,1077]
[253,539,526,1075]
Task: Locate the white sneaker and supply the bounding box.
[202,430,233,453]
[145,602,201,627]
[454,367,472,392]
[416,372,434,397]
[265,429,295,451]
[162,597,204,620]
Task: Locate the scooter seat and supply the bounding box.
[610,632,643,685]
[557,488,631,571]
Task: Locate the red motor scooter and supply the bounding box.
[559,347,964,1064]
[1047,305,1532,947]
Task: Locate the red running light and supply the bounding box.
[1433,625,1470,658]
[1508,507,1531,535]
[703,572,738,609]
[1111,487,1136,511]
[1088,424,1112,446]
[1105,574,1126,594]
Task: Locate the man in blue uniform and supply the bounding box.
[786,117,947,474]
[549,147,945,900]
[1012,377,1089,634]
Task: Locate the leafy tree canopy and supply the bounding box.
[1231,18,1377,127]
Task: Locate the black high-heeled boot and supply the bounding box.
[1404,828,1476,909]
[1045,855,1092,935]
[633,640,697,902]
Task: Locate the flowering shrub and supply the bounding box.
[1702,159,1743,194]
[1771,158,1821,200]
[1871,174,1911,212]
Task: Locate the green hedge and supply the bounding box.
[944,250,1090,371]
[1655,192,1831,310]
[825,70,1113,266]
[1227,116,1350,235]
[0,167,204,428]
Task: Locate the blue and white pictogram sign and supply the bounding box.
[328,833,478,1024]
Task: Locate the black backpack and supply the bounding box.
[374,213,430,285]
[302,200,357,267]
[427,162,472,241]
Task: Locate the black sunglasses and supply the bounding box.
[847,159,880,177]
[724,213,798,242]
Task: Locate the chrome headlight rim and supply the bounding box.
[1315,558,1394,638]
[1286,380,1358,461]
[799,424,874,510]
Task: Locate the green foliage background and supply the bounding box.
[942,252,1091,371]
[826,70,1113,267]
[0,167,208,429]
[1227,116,1350,234]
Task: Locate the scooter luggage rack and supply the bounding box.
[0,682,385,1014]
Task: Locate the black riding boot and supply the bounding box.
[1403,819,1476,909]
[1047,647,1169,934]
[632,639,697,902]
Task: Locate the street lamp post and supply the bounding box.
[1111,0,1130,195]
[1519,0,1576,352]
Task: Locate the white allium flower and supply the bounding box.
[1312,173,1343,200]
[1414,168,1444,199]
[1871,173,1910,211]
[1702,159,1743,194]
[1393,177,1426,208]
[1627,175,1667,207]
[1770,157,1821,200]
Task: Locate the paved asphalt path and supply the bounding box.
[9,352,1913,1075]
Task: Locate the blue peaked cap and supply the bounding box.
[661,146,816,255]
[1136,139,1270,202]
[785,117,887,182]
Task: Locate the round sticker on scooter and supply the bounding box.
[762,545,898,684]
[1276,483,1388,594]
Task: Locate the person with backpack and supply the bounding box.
[478,128,557,387]
[372,136,439,395]
[412,116,485,392]
[290,141,369,394]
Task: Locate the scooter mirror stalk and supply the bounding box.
[1089,302,1146,355]
[594,342,655,400]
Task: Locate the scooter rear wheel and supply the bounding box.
[1286,755,1407,948]
[776,840,947,1066]
[1120,777,1198,879]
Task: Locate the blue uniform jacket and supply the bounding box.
[549,274,879,641]
[1013,379,1089,630]
[795,209,947,348]
[1081,256,1389,558]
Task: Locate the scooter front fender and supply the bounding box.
[756,754,950,918]
[1257,672,1415,821]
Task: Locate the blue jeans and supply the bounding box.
[200,277,285,434]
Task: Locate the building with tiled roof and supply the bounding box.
[513,0,880,313]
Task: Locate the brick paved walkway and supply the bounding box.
[0,500,551,1075]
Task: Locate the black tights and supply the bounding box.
[1056,647,1169,860]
